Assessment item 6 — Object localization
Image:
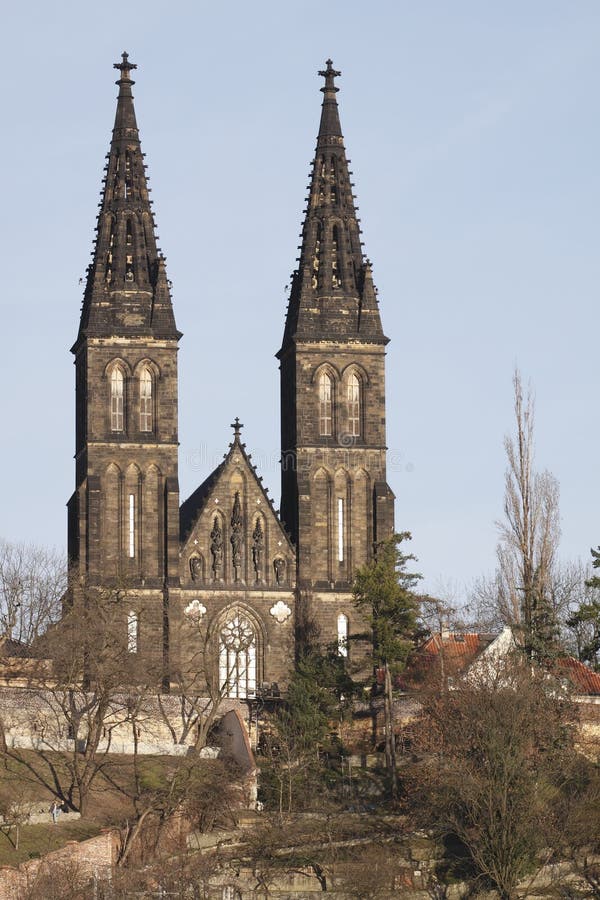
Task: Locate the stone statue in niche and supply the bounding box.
[210,518,223,580]
[189,555,203,582]
[252,519,264,581]
[230,492,244,582]
[273,557,286,585]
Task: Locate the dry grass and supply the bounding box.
[0,751,174,866]
[0,820,101,866]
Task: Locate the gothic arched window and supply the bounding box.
[110,368,124,432]
[219,610,257,699]
[347,373,360,437]
[127,610,139,654]
[318,372,333,436]
[337,613,349,658]
[139,368,153,432]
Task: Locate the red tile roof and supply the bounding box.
[554,657,600,696]
[399,632,498,690]
[420,632,496,661]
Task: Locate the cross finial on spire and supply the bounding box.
[319,58,341,93]
[231,417,244,438]
[114,51,137,83]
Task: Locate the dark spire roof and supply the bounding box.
[280,60,387,353]
[317,59,343,139]
[73,53,180,352]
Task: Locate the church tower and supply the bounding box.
[279,61,395,641]
[68,55,181,668]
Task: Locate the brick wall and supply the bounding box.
[0,830,118,900]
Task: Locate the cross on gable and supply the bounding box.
[230,417,244,437]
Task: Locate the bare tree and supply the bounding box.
[564,555,600,668]
[0,582,152,815]
[466,571,514,632]
[156,605,250,751]
[156,653,225,752]
[475,371,561,657]
[469,559,591,655]
[0,540,65,645]
[409,657,582,900]
[23,859,91,900]
[116,752,242,867]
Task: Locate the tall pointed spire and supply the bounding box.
[74,53,179,350]
[317,59,343,139]
[280,59,386,351]
[113,52,139,134]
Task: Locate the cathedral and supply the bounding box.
[67,54,395,697]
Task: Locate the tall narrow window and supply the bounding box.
[219,611,257,699]
[127,611,139,654]
[337,613,349,657]
[125,152,132,199]
[332,225,342,287]
[140,368,153,432]
[110,368,124,432]
[338,497,344,562]
[318,372,332,436]
[312,223,321,289]
[347,373,360,437]
[128,493,135,558]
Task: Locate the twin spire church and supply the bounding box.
[67,54,395,696]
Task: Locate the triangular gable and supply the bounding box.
[179,431,295,588]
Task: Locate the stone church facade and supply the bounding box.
[67,54,394,697]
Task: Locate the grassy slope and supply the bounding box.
[0,752,171,866]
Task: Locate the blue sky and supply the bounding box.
[1,1,599,596]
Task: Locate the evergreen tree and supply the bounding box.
[353,532,421,672]
[259,647,353,814]
[567,546,600,669]
[353,532,421,796]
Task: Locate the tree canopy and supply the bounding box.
[352,531,421,671]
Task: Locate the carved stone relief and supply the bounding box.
[189,554,203,582]
[210,517,223,581]
[273,557,286,585]
[252,518,264,581]
[230,491,243,582]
